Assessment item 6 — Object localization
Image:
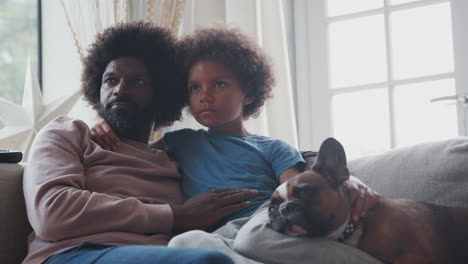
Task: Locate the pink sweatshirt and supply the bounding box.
[22,116,182,264]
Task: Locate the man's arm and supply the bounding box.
[25,117,258,241]
[24,117,175,241]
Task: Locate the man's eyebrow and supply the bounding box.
[133,74,150,79]
[102,72,115,77]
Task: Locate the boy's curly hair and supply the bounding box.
[81,22,185,129]
[177,26,275,118]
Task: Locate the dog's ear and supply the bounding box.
[312,138,349,187]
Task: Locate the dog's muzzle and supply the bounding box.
[269,200,310,237]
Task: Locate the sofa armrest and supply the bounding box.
[0,163,32,264]
[348,137,468,207]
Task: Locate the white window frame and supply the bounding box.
[295,0,468,151]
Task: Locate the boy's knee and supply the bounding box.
[234,209,270,256]
[233,225,260,255]
[168,230,209,248]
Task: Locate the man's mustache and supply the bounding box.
[106,97,137,109]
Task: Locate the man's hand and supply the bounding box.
[344,179,380,225]
[170,188,258,232]
[90,119,120,150]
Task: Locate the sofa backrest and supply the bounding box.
[301,137,468,207]
[0,164,32,264]
[348,137,468,207]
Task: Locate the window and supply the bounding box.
[0,0,41,128]
[297,0,468,159]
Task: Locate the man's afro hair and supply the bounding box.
[81,22,186,128]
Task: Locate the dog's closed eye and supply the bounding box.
[292,185,319,200]
[269,197,283,212]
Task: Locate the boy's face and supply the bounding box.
[187,59,253,133]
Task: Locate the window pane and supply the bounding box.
[332,88,390,159]
[391,3,454,80]
[390,0,420,5]
[329,15,387,88]
[327,0,383,17]
[0,0,39,104]
[394,79,457,147]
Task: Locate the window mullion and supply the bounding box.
[384,0,396,148]
[38,0,43,89]
[451,0,468,136]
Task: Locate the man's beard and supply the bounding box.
[98,98,155,141]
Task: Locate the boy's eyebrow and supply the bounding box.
[188,74,236,81]
[215,75,235,79]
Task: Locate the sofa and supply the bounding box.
[1,137,468,264]
[0,163,31,264]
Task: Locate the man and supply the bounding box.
[22,22,256,264]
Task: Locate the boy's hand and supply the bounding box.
[90,119,120,150]
[170,188,258,232]
[344,179,380,225]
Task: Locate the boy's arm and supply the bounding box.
[278,167,301,184]
[90,118,120,150]
[149,137,165,150]
[345,176,380,224]
[269,139,305,184]
[91,118,166,150]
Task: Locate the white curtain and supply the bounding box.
[61,0,186,62]
[172,0,299,148]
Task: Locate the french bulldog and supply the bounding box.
[269,137,468,264]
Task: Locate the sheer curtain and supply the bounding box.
[171,0,299,148]
[61,0,186,62]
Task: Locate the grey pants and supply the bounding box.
[169,205,382,264]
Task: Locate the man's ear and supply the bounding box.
[312,138,349,187]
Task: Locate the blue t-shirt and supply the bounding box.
[164,128,304,226]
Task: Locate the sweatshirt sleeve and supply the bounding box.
[23,117,173,242]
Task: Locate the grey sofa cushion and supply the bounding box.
[0,163,32,264]
[348,137,468,207]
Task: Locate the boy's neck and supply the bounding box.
[208,124,251,136]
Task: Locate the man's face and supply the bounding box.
[98,56,155,139]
